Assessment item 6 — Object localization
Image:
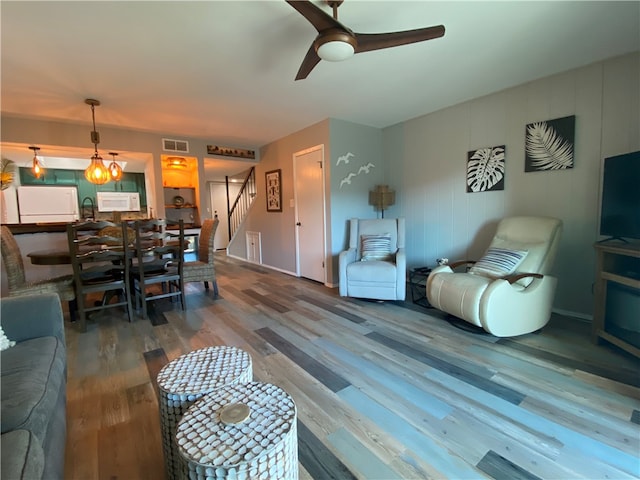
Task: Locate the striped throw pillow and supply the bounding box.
[360,234,392,261]
[469,247,528,277]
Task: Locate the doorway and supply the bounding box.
[208,181,241,250]
[294,145,326,284]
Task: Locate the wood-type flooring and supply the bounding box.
[64,253,640,479]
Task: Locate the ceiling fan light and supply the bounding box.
[317,40,355,62]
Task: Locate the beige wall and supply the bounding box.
[227,120,330,276]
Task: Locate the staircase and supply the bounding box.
[227,167,256,241]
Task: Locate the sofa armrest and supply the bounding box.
[0,293,65,345]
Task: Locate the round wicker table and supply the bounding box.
[157,346,252,480]
[176,382,298,480]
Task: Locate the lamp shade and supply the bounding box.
[369,185,395,217]
[108,152,123,181]
[85,154,110,185]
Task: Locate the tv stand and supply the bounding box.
[592,241,640,358]
[597,236,629,244]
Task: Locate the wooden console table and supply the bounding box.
[592,241,640,358]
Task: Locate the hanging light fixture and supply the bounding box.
[28,146,45,179]
[166,156,188,168]
[108,151,123,182]
[84,98,110,185]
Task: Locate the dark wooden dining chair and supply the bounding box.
[182,217,219,296]
[66,220,134,332]
[131,218,185,319]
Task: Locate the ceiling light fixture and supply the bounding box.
[108,152,123,182]
[315,30,356,62]
[28,145,45,179]
[167,156,187,168]
[84,98,110,185]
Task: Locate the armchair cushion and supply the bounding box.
[469,247,528,278]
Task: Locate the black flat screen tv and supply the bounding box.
[599,151,640,241]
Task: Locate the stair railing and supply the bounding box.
[227,167,256,241]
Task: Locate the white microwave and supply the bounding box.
[96,192,141,212]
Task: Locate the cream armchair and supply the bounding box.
[339,217,406,301]
[426,216,562,337]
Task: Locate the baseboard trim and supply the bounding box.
[225,253,298,277]
[552,307,592,322]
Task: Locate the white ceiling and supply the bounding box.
[1,1,639,177]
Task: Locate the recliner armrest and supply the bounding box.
[448,260,476,270]
[339,247,357,265]
[505,272,543,285]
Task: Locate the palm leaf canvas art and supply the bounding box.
[525,115,575,172]
[467,145,505,193]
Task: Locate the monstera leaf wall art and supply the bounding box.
[466,145,505,193]
[525,115,575,172]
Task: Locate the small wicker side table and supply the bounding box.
[157,346,252,480]
[176,382,298,480]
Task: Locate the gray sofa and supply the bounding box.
[1,293,67,479]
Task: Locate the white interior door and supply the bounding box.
[294,145,326,283]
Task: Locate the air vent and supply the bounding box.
[162,138,189,153]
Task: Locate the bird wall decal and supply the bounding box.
[336,152,355,165]
[358,163,375,174]
[340,172,357,188]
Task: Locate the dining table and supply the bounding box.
[27,249,72,266]
[27,238,190,266]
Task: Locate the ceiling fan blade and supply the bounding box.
[354,25,445,54]
[295,44,322,80]
[285,0,345,32]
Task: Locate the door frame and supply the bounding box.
[293,144,328,284]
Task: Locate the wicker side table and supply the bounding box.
[157,346,252,480]
[176,382,298,480]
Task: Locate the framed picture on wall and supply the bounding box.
[265,169,282,212]
[525,115,575,172]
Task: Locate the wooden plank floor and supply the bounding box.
[64,253,640,479]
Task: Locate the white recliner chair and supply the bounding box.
[339,218,406,301]
[426,216,562,337]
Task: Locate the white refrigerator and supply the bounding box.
[17,186,80,223]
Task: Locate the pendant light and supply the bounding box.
[108,152,123,182]
[84,98,110,185]
[28,146,45,179]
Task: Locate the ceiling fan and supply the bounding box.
[286,0,445,80]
